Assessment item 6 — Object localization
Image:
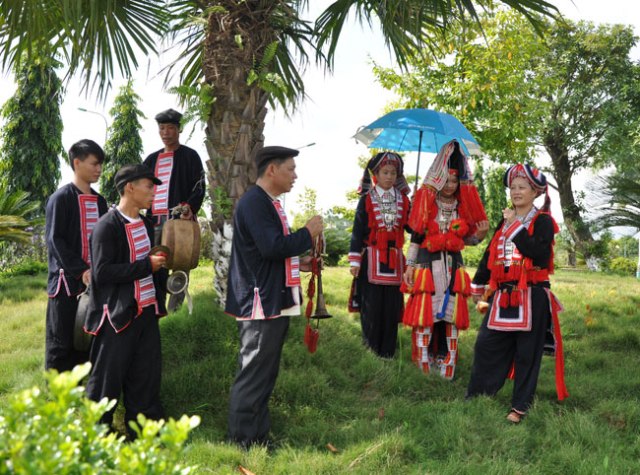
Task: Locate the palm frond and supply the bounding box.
[0,0,168,98]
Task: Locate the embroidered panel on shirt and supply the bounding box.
[78,194,100,265]
[272,200,301,287]
[151,152,174,216]
[369,188,404,231]
[125,220,156,308]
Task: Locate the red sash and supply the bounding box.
[78,194,99,265]
[125,220,156,313]
[151,152,173,218]
[272,200,300,287]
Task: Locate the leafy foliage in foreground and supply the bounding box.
[2,266,640,473]
[0,364,200,474]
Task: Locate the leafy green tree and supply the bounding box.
[374,12,640,264]
[0,0,560,300]
[0,55,64,216]
[485,166,509,229]
[100,80,145,205]
[292,187,320,231]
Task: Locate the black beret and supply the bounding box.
[154,108,182,125]
[254,146,299,169]
[115,164,162,190]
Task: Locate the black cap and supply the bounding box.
[254,146,299,169]
[154,108,182,125]
[115,164,162,190]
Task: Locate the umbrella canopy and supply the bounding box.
[354,108,481,156]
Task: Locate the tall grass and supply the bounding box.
[1,267,639,474]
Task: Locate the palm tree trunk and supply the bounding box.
[202,7,273,304]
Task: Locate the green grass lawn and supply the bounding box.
[1,266,640,474]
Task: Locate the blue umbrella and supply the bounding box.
[354,108,480,188]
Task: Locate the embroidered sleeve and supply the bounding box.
[511,214,554,261]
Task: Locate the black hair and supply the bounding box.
[68,139,105,171]
[256,156,291,178]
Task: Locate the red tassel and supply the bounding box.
[499,290,509,308]
[507,362,515,380]
[455,294,470,330]
[510,290,520,307]
[304,324,319,353]
[305,299,314,318]
[423,268,435,293]
[402,296,416,325]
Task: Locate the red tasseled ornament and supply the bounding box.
[499,290,509,308]
[459,183,488,223]
[403,295,416,325]
[510,289,521,307]
[507,362,515,380]
[455,294,470,330]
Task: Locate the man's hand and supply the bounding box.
[82,270,91,286]
[350,266,360,277]
[150,254,167,272]
[300,255,319,273]
[305,215,323,239]
[475,220,490,241]
[179,205,193,220]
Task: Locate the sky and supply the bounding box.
[0,0,639,225]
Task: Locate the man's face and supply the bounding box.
[271,158,297,194]
[158,123,180,149]
[74,154,102,184]
[127,178,156,209]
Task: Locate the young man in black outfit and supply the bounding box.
[84,164,167,438]
[45,139,108,372]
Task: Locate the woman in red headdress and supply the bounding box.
[402,140,489,380]
[348,151,411,358]
[466,163,568,423]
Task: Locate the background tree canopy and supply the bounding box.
[373,11,640,264]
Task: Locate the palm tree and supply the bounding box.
[0,184,41,244]
[0,0,560,302]
[589,171,640,231]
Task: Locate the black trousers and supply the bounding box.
[45,292,89,372]
[466,287,550,413]
[85,306,164,437]
[227,317,290,446]
[358,278,402,358]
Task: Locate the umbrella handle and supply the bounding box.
[413,130,423,194]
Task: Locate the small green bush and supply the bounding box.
[0,363,200,474]
[0,259,47,278]
[608,257,638,276]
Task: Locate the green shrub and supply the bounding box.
[0,364,200,474]
[0,259,47,278]
[608,257,638,276]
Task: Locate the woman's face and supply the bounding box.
[440,172,459,198]
[375,164,398,191]
[509,176,537,209]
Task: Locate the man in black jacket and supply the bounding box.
[45,139,108,372]
[84,164,167,438]
[225,146,323,448]
[143,108,205,312]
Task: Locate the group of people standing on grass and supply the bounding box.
[348,141,568,425]
[45,108,205,439]
[43,113,567,448]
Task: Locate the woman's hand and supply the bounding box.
[475,220,490,241]
[350,266,360,277]
[403,266,415,287]
[502,207,516,225]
